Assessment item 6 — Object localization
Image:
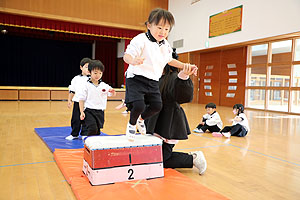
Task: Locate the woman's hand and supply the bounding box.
[183,63,197,76]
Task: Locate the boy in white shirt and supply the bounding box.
[78,60,115,137]
[193,103,223,133]
[124,8,197,141]
[65,57,91,140]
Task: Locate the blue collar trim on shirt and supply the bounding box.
[145,30,165,46]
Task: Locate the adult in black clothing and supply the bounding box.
[146,49,207,175]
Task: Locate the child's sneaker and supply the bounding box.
[126,122,136,142]
[65,135,78,140]
[193,128,203,133]
[212,132,222,137]
[222,132,231,138]
[191,151,207,175]
[136,118,146,135]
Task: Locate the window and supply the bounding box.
[247,39,299,114]
[271,40,292,63]
[246,89,265,109]
[248,66,266,86]
[294,39,300,61]
[293,65,300,87]
[251,44,268,64]
[269,65,290,87]
[268,90,289,112]
[291,91,300,113]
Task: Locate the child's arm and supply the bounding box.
[79,100,85,120]
[233,116,242,122]
[123,54,144,66]
[67,93,74,108]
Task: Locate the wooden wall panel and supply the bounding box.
[0,90,18,100]
[0,0,168,30]
[219,47,247,107]
[19,90,50,100]
[50,90,68,100]
[198,51,221,105]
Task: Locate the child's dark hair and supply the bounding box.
[233,104,244,114]
[205,103,216,109]
[88,60,105,73]
[146,8,175,29]
[80,57,91,67]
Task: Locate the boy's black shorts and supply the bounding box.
[125,75,162,105]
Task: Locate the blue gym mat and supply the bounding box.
[34,126,109,152]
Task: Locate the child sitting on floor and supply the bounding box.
[216,104,249,138]
[193,103,223,133]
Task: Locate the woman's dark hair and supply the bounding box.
[145,8,175,29]
[159,48,179,96]
[233,104,244,114]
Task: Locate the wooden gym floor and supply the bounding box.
[0,101,299,200]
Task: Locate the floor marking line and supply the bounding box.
[0,160,55,168]
[192,133,300,167]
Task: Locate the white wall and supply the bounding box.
[168,0,300,53]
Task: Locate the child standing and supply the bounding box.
[124,8,197,141]
[218,104,250,138]
[65,57,91,140]
[193,103,223,133]
[78,60,115,137]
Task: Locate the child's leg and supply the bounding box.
[80,121,88,136]
[196,123,204,129]
[199,124,210,132]
[129,100,146,125]
[207,125,221,133]
[140,101,162,120]
[220,126,232,133]
[84,109,98,136]
[230,124,247,137]
[70,102,81,137]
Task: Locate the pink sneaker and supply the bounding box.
[212,132,222,137]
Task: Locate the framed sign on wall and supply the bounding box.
[209,5,243,38]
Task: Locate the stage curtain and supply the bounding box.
[95,41,118,87]
[0,34,92,87]
[0,12,141,39]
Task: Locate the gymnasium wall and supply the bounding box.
[0,0,168,31]
[168,0,300,53]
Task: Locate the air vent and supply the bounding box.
[173,39,184,48]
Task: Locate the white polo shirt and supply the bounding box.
[125,33,173,81]
[233,113,250,132]
[68,74,89,102]
[203,111,223,129]
[77,79,112,110]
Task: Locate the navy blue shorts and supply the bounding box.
[125,75,162,105]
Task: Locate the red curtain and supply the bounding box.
[0,12,141,39]
[95,41,118,87]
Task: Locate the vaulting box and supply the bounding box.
[83,135,164,185]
